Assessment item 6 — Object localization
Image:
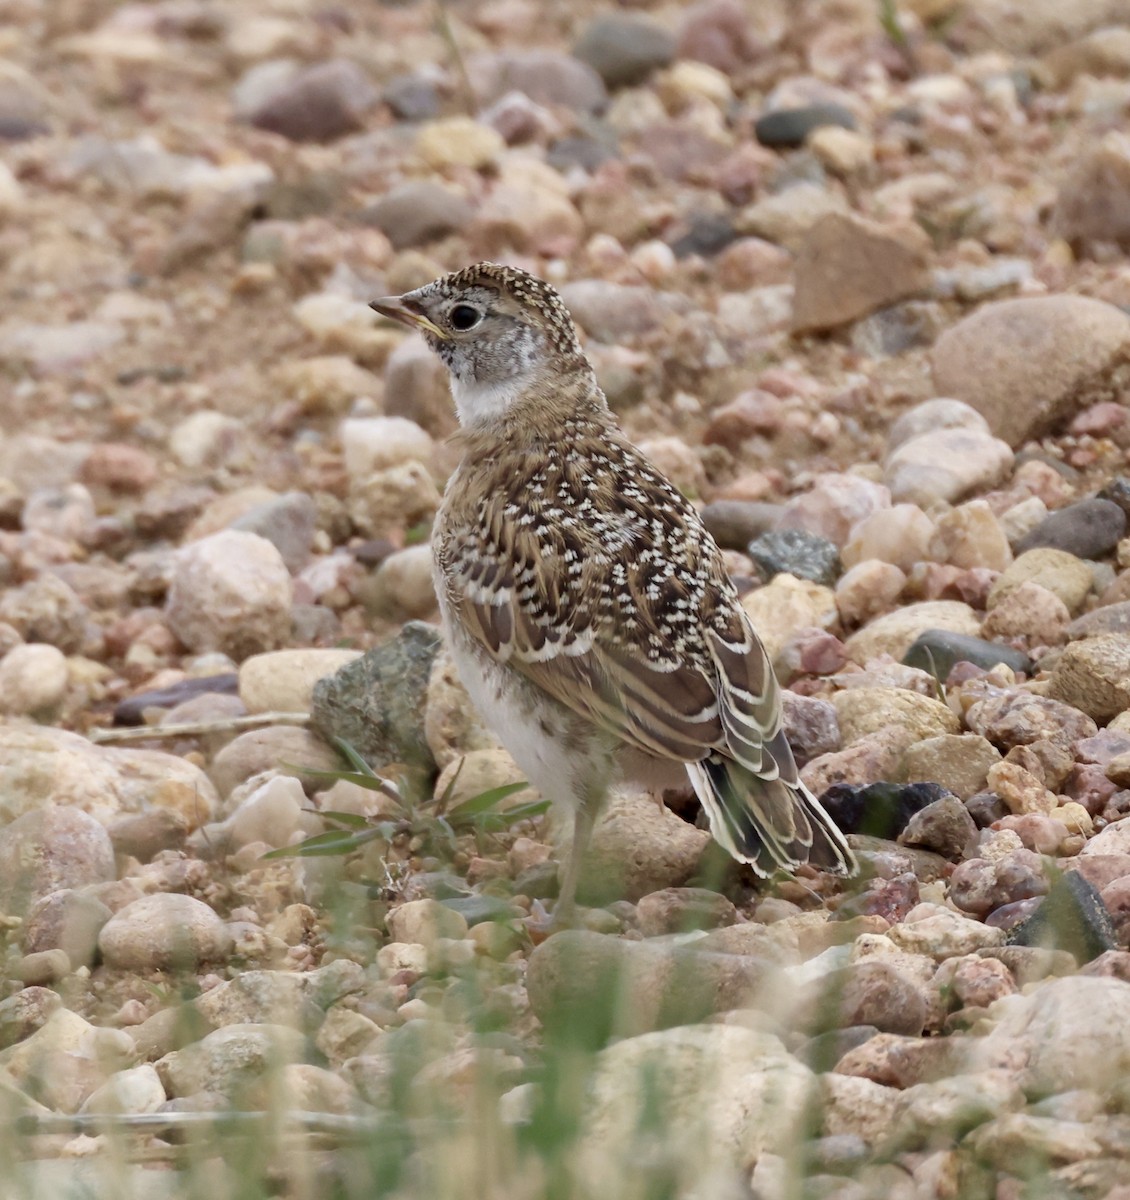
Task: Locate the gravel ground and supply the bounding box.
[6,0,1130,1197]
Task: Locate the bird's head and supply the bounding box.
[371,262,592,428]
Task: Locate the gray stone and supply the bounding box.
[572,15,675,88]
[99,894,233,972]
[1014,497,1127,559]
[242,59,378,143]
[358,182,475,251]
[310,621,441,775]
[230,491,318,574]
[755,104,856,148]
[471,51,607,114]
[0,807,115,916]
[748,529,840,586]
[700,501,784,552]
[902,630,1032,681]
[898,796,978,861]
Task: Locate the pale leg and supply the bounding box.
[554,795,600,928]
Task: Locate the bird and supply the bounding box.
[371,262,857,924]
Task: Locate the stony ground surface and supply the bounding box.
[8,0,1130,1196]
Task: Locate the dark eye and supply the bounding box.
[449,304,481,331]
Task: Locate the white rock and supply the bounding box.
[0,643,68,716]
[778,473,891,546]
[168,411,246,469]
[238,648,362,714]
[340,416,435,479]
[166,531,293,659]
[79,1064,166,1115]
[224,775,308,850]
[843,504,937,571]
[885,427,1014,508]
[98,894,234,971]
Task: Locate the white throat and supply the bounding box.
[450,372,530,428]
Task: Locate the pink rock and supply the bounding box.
[779,474,891,548]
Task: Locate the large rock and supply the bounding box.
[884,428,1013,508]
[0,807,115,915]
[99,894,233,972]
[0,725,218,827]
[976,975,1130,1094]
[1052,134,1130,252]
[166,530,293,660]
[576,1025,813,1193]
[310,622,441,775]
[790,213,930,333]
[931,296,1130,447]
[578,789,709,904]
[1047,635,1130,722]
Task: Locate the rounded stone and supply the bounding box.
[885,429,1013,509]
[238,648,363,714]
[844,601,981,666]
[754,103,855,149]
[1047,634,1130,722]
[0,806,115,916]
[931,296,1130,448]
[166,531,293,660]
[888,398,992,452]
[572,15,676,88]
[0,643,68,716]
[1013,498,1127,559]
[988,548,1094,615]
[98,894,233,972]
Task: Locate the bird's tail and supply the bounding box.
[685,732,856,877]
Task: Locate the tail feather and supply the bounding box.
[686,755,856,877]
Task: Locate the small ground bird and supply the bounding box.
[372,263,857,922]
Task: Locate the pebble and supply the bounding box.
[0,805,115,915]
[242,59,377,142]
[386,899,468,948]
[903,630,1032,680]
[931,296,1130,447]
[23,889,112,966]
[903,734,1002,802]
[310,622,441,774]
[737,182,849,252]
[747,529,839,585]
[700,500,783,551]
[833,688,958,748]
[165,531,293,660]
[417,116,504,171]
[273,356,382,417]
[578,788,710,904]
[358,182,474,251]
[558,280,668,343]
[1014,497,1127,559]
[778,473,891,548]
[898,796,978,861]
[835,560,906,627]
[844,600,981,665]
[754,103,855,149]
[362,545,438,621]
[168,411,247,470]
[0,643,68,716]
[80,1064,166,1116]
[884,428,1013,508]
[981,581,1070,646]
[238,648,362,715]
[229,491,317,575]
[791,213,931,333]
[1052,134,1130,251]
[987,547,1094,615]
[99,893,233,972]
[0,573,88,654]
[572,15,675,88]
[341,415,435,480]
[931,500,1013,572]
[471,50,608,113]
[382,335,455,437]
[841,504,935,573]
[635,887,738,936]
[158,1023,306,1099]
[741,574,836,664]
[1048,634,1130,721]
[208,725,340,801]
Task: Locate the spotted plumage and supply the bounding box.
[370,262,856,920]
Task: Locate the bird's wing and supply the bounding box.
[440,484,779,767]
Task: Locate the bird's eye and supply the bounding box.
[449,304,481,331]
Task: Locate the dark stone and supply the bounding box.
[310,621,441,776]
[246,59,378,143]
[546,135,619,173]
[472,50,608,114]
[965,791,1009,828]
[668,211,739,259]
[700,500,784,551]
[572,15,676,88]
[818,781,951,840]
[114,673,239,726]
[754,104,856,149]
[903,630,1032,681]
[1014,497,1127,559]
[382,72,441,121]
[0,116,49,141]
[1007,869,1117,964]
[357,181,475,250]
[748,528,840,585]
[851,301,945,357]
[898,796,977,860]
[107,810,188,862]
[795,1025,880,1073]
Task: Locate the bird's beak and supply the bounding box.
[369,295,449,340]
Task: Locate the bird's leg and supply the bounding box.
[554,791,601,928]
